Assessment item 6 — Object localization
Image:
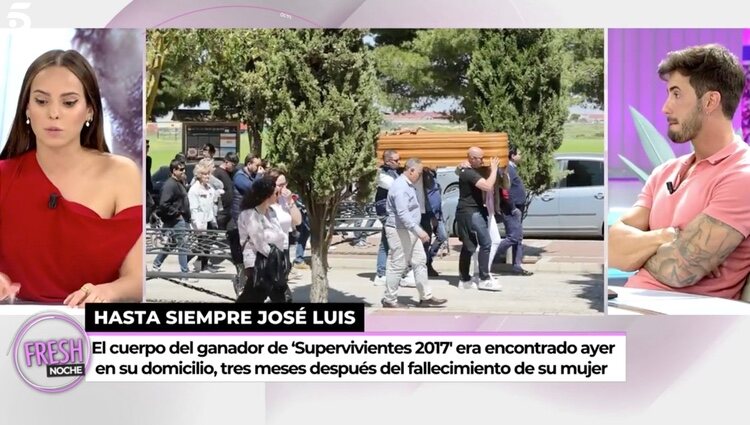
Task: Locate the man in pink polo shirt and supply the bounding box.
[609,44,750,300]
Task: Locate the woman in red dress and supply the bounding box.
[0,49,142,306]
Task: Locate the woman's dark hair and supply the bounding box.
[1,49,108,159]
[240,175,277,210]
[422,167,436,189]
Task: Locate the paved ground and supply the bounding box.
[326,234,603,273]
[146,235,603,315]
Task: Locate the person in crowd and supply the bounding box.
[174,152,187,165]
[372,149,415,286]
[455,147,502,291]
[372,150,401,284]
[190,158,224,221]
[0,49,142,305]
[381,158,447,308]
[235,175,292,303]
[231,154,263,221]
[467,161,511,285]
[201,142,216,159]
[188,159,220,273]
[146,139,156,224]
[263,168,303,281]
[213,152,239,230]
[423,167,448,277]
[146,139,153,190]
[151,159,192,282]
[227,154,263,278]
[496,145,533,276]
[292,195,311,269]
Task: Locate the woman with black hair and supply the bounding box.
[235,174,291,303]
[0,49,142,305]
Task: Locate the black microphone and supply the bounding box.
[48,193,59,209]
[666,182,675,194]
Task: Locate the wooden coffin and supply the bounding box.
[376,131,509,168]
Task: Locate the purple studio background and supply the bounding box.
[608,29,746,208]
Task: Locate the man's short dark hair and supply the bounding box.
[169,159,184,172]
[383,149,398,161]
[657,44,746,119]
[244,154,258,166]
[174,152,186,163]
[224,152,239,164]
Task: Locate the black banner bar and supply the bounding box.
[47,364,85,377]
[85,303,365,332]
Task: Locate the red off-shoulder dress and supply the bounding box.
[0,150,142,302]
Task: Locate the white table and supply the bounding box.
[608,286,750,315]
[0,303,84,316]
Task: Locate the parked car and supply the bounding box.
[435,166,461,196]
[442,153,604,238]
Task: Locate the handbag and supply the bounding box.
[252,244,290,290]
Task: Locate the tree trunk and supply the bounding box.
[247,124,263,157]
[308,201,329,302]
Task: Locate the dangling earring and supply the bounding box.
[26,117,30,125]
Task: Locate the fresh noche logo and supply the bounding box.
[10,313,91,393]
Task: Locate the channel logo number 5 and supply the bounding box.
[8,2,31,28]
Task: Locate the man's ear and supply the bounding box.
[703,91,722,115]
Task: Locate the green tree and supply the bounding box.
[371,29,479,121]
[265,29,381,302]
[371,29,603,114]
[468,29,568,206]
[558,29,604,108]
[201,29,281,155]
[146,29,206,121]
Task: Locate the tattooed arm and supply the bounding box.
[608,206,678,271]
[644,213,745,288]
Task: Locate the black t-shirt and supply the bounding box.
[213,167,234,210]
[456,167,485,214]
[158,177,190,224]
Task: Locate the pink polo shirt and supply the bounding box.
[625,137,750,299]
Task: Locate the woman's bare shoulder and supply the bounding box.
[89,152,140,182]
[90,152,142,210]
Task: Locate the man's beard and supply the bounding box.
[668,104,703,143]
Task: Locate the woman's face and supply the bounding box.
[275,175,287,196]
[26,66,92,149]
[198,172,210,184]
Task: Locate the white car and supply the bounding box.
[442,153,604,238]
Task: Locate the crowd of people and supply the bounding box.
[147,143,310,303]
[146,141,533,307]
[372,146,533,308]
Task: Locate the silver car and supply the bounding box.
[442,153,604,238]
